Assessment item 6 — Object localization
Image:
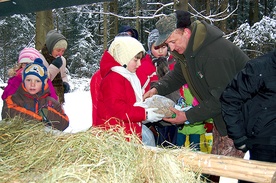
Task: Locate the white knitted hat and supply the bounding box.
[108,36,145,66]
[53,39,68,50]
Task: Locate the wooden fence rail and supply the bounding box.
[176,150,276,183]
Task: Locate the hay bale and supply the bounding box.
[0,118,202,183]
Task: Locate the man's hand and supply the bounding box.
[162,107,188,125]
[143,88,158,100]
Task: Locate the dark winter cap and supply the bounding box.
[147,29,159,53]
[155,10,191,46]
[46,30,67,53]
[118,25,139,40]
[23,58,48,92]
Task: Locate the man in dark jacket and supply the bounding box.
[143,10,250,157]
[220,50,276,163]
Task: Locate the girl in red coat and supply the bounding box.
[95,36,164,145]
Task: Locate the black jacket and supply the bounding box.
[152,20,249,136]
[220,50,276,142]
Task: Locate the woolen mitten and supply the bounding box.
[63,82,70,93]
[52,57,63,69]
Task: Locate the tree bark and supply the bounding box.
[103,2,108,50]
[109,0,118,42]
[174,0,188,11]
[35,10,53,51]
[220,0,228,33]
[135,0,140,41]
[253,0,259,23]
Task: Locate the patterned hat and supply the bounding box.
[46,30,67,53]
[147,29,159,53]
[23,58,48,92]
[18,48,41,64]
[108,36,145,67]
[155,11,191,46]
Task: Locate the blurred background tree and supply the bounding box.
[0,0,275,81]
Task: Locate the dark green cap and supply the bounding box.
[155,13,177,46]
[155,11,191,46]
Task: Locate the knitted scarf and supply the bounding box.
[41,45,65,104]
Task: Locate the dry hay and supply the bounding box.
[0,118,204,183]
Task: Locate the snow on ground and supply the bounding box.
[63,90,92,133]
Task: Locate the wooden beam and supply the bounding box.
[0,0,112,17]
[145,146,276,183]
[176,150,276,183]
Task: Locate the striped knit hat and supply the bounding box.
[46,30,67,53]
[18,48,41,64]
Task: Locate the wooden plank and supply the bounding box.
[176,150,276,183]
[0,0,112,17]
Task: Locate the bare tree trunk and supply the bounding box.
[264,0,268,16]
[253,0,259,23]
[109,0,118,41]
[35,10,53,51]
[189,0,195,12]
[103,2,108,50]
[220,0,228,33]
[249,0,254,26]
[174,0,188,11]
[135,0,140,40]
[206,0,210,16]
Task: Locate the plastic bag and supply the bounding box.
[143,95,175,117]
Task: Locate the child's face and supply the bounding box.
[21,63,28,69]
[127,52,143,73]
[52,48,66,58]
[151,43,168,58]
[24,75,43,95]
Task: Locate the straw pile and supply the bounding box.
[0,118,204,183]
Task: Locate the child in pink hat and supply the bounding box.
[1,48,58,101]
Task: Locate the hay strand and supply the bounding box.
[0,118,202,183]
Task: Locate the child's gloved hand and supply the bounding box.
[145,108,164,123]
[63,82,70,93]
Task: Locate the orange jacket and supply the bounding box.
[2,83,69,131]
